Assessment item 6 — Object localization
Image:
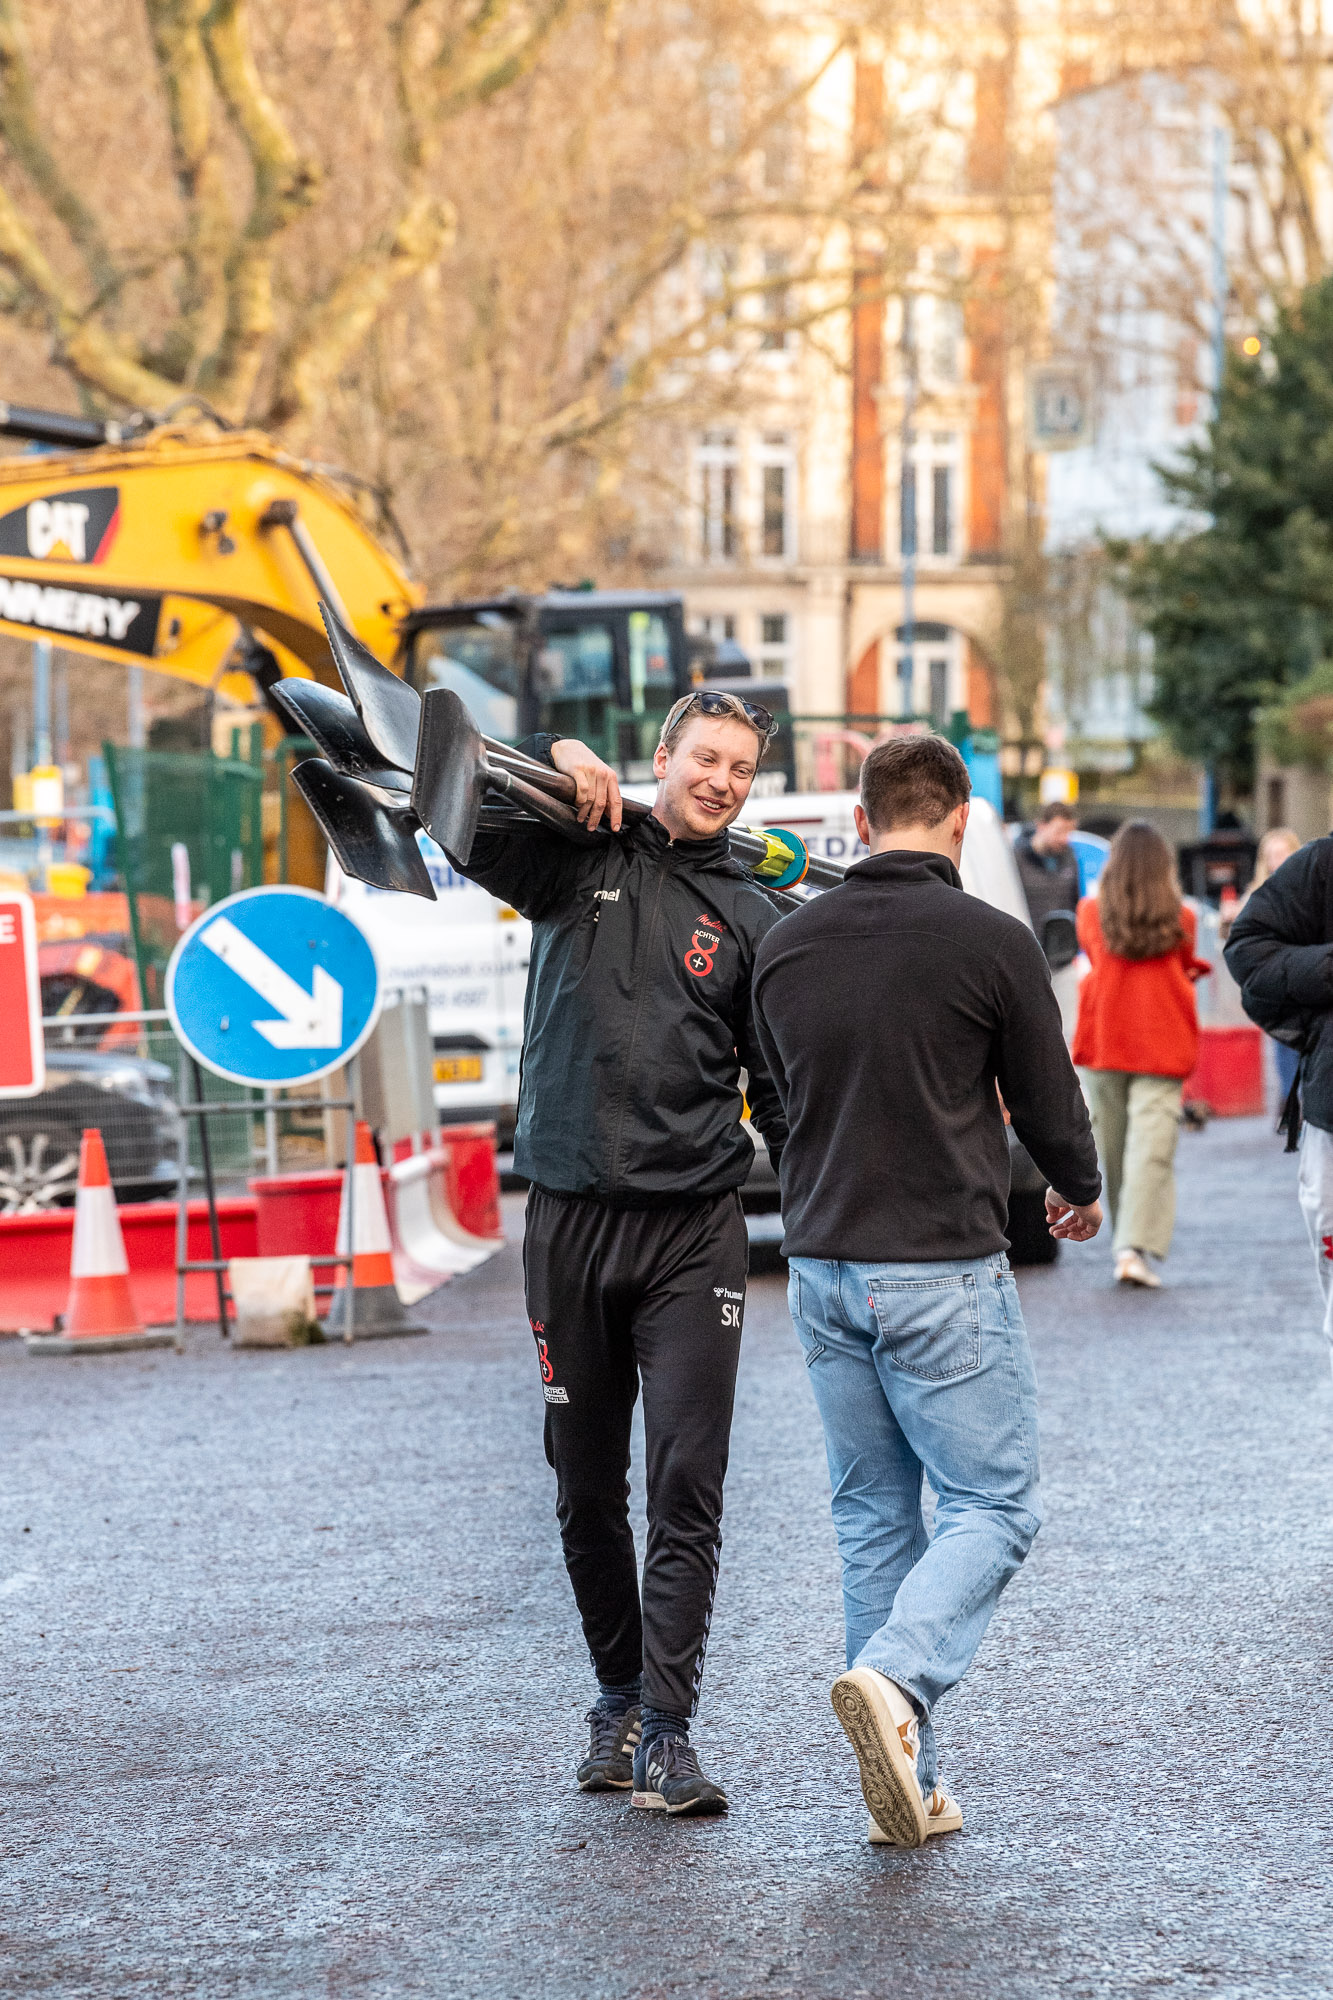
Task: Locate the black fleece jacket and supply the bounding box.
[457,810,788,1204]
[1225,834,1333,1132]
[751,850,1100,1262]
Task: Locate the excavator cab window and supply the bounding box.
[412,615,522,741]
[402,592,693,776]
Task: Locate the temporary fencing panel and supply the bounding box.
[102,741,264,1009]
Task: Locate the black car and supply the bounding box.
[0,1050,181,1213]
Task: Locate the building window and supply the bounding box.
[929,296,963,383]
[932,465,952,555]
[758,612,789,680]
[897,654,914,715]
[760,251,790,351]
[698,432,739,562]
[903,433,958,561]
[762,467,787,557]
[757,433,794,561]
[699,613,736,641]
[929,658,949,726]
[900,446,918,557]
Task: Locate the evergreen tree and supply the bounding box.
[1119,274,1333,790]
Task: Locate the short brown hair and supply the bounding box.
[860,735,971,831]
[1037,800,1077,825]
[1098,820,1183,960]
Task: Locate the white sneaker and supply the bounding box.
[868,1785,962,1842]
[1115,1249,1162,1288]
[830,1668,928,1848]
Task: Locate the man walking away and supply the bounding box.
[1225,836,1333,1372]
[752,737,1101,1847]
[451,690,787,1816]
[1013,801,1081,933]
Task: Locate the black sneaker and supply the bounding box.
[631,1734,729,1816]
[576,1703,642,1791]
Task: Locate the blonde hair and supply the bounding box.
[1254,827,1300,887]
[658,690,771,755]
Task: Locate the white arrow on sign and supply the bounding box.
[200,916,344,1049]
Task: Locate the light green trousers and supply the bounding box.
[1078,1069,1183,1261]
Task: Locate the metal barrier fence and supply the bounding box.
[0,1009,354,1216]
[3,989,437,1216]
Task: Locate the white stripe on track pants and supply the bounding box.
[1296,1122,1333,1373]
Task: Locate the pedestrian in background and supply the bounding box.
[1072,821,1204,1290]
[1222,827,1303,1101]
[1013,800,1081,933]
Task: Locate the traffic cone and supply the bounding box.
[24,1130,173,1354]
[322,1121,428,1340]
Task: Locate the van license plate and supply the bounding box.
[434,1055,484,1084]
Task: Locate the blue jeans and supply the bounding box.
[788,1252,1042,1796]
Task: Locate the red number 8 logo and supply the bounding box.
[684,931,718,978]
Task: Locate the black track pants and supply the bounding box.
[522,1187,748,1718]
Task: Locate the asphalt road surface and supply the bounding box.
[3,1115,1332,1999]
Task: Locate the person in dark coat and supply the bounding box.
[1225,836,1333,1369]
[1013,801,1081,933]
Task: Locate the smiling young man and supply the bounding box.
[446,689,786,1816]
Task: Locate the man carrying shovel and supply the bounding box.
[448,689,787,1817]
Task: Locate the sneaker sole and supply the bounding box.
[830,1674,927,1848]
[578,1775,634,1792]
[630,1788,728,1816]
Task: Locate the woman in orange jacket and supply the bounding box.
[1071,821,1206,1289]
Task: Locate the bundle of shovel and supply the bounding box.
[270,606,845,905]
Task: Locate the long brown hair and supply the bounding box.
[1098,820,1184,961]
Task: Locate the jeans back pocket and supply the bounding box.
[867,1274,981,1381]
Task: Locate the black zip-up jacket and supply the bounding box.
[1226,835,1333,1133]
[455,811,788,1204]
[751,850,1100,1261]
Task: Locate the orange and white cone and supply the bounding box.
[322,1121,428,1340]
[25,1130,172,1354]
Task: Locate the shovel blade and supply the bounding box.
[291,759,436,900]
[271,677,410,791]
[319,602,421,773]
[411,685,488,866]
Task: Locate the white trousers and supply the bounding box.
[1296,1123,1333,1365]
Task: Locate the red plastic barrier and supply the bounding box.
[1183,1023,1266,1118]
[250,1170,342,1259]
[439,1122,502,1241]
[0,1197,257,1334]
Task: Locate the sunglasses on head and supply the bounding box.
[684,688,777,738]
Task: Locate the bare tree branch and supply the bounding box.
[143,0,233,381]
[0,0,119,298]
[196,0,322,415]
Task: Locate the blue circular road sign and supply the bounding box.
[165,886,382,1088]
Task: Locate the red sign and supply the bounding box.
[0,890,44,1097]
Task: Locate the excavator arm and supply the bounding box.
[0,410,420,702]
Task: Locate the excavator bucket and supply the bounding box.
[291,759,436,901]
[319,602,422,773]
[411,686,489,867]
[270,677,411,791]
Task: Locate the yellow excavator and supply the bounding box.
[0,400,418,701]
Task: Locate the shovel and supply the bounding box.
[291,759,437,899]
[270,676,411,792]
[319,602,423,773]
[412,685,622,864]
